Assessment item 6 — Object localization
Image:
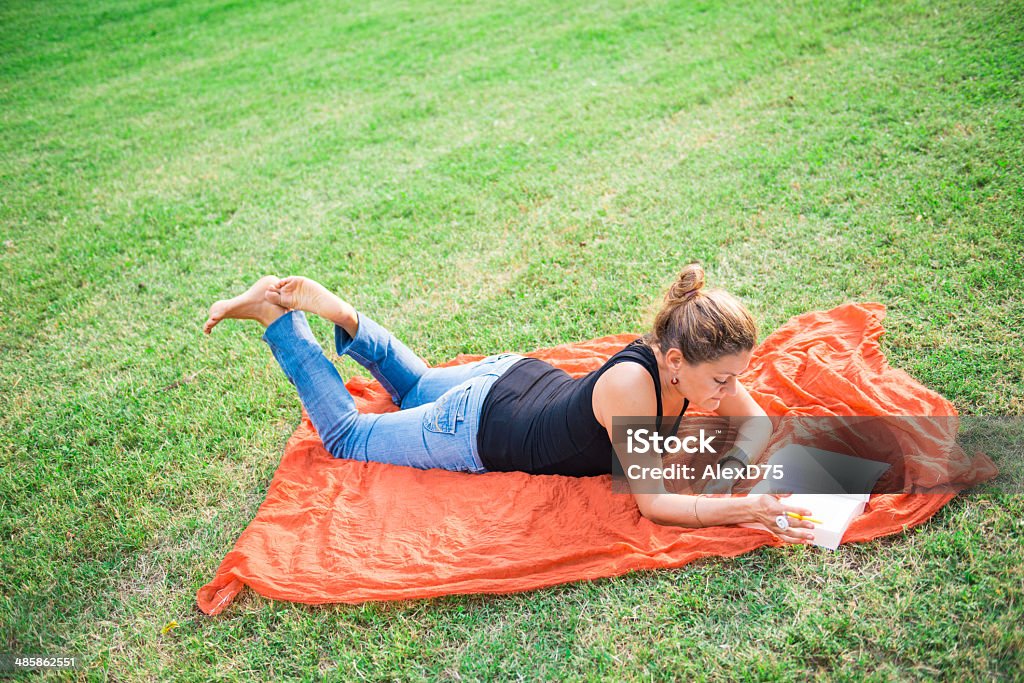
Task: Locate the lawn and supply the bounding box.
[1,0,1022,679]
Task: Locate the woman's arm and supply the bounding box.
[646,492,753,527]
[593,365,815,543]
[714,379,772,464]
[647,491,815,544]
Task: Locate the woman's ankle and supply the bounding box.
[258,305,289,328]
[339,311,359,339]
[324,297,358,338]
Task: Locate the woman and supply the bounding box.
[203,263,815,544]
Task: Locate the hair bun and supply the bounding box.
[648,261,757,364]
[666,262,706,305]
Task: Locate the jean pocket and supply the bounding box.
[422,385,472,434]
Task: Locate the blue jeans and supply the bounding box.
[262,310,525,472]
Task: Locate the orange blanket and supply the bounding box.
[197,302,996,615]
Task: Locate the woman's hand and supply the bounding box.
[748,493,816,544]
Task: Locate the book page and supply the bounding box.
[779,493,865,550]
[740,445,884,550]
[738,493,865,551]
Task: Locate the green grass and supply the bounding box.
[2,0,1022,679]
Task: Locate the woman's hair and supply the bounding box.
[643,262,757,365]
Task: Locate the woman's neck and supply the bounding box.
[644,340,689,416]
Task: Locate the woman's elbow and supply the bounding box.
[634,493,665,525]
[638,494,697,528]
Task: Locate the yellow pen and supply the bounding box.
[786,511,823,524]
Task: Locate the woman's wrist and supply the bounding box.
[689,494,757,527]
[740,494,759,523]
[717,445,749,469]
[733,494,759,525]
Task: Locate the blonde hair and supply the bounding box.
[643,262,757,364]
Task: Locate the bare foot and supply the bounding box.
[265,276,358,336]
[203,276,288,334]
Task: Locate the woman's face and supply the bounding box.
[676,350,753,411]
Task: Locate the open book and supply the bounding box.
[738,445,890,550]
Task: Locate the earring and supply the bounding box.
[671,376,679,385]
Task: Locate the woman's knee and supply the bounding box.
[317,414,362,459]
[398,376,427,410]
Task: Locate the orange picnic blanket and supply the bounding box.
[197,302,996,615]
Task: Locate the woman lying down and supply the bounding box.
[203,262,815,544]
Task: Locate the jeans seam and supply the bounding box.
[348,348,403,405]
[336,315,411,407]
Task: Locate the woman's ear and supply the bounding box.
[663,347,686,373]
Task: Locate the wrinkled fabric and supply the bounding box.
[197,302,997,615]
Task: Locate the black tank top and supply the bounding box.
[476,337,689,476]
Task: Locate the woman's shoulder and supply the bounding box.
[591,352,658,426]
[623,334,655,355]
[605,336,657,371]
[598,358,654,386]
[601,336,657,380]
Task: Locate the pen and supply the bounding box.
[786,511,823,524]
